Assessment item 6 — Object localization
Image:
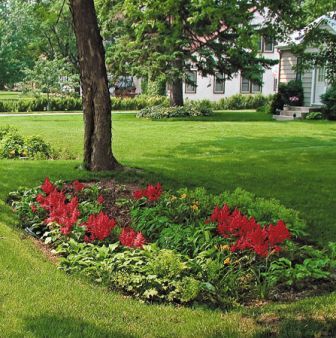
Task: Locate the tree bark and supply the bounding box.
[169,57,184,106]
[69,0,119,171]
[170,78,184,106]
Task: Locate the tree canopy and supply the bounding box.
[97,0,303,105]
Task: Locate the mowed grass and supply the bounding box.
[0,111,336,337]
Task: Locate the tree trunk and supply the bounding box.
[69,0,119,171]
[169,57,184,106]
[170,79,184,106]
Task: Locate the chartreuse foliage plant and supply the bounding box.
[10,178,336,309]
[0,126,54,159]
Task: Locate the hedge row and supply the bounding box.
[0,94,272,112]
[0,95,170,112]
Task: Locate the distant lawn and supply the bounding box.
[0,110,336,337]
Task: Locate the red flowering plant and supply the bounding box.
[119,227,147,248]
[14,178,106,242]
[133,183,163,202]
[209,204,291,257]
[82,211,117,243]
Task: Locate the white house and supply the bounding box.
[180,11,280,101]
[277,13,336,106]
[182,41,279,102]
[129,12,280,101]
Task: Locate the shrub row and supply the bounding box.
[210,94,273,110]
[0,95,170,112]
[0,94,272,113]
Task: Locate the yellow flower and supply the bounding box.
[224,257,231,265]
[180,193,187,199]
[191,204,199,211]
[219,244,230,252]
[170,195,177,201]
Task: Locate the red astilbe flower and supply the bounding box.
[119,227,146,248]
[268,220,291,248]
[209,205,291,257]
[36,180,81,235]
[73,180,85,192]
[133,183,163,201]
[41,177,55,195]
[97,195,104,205]
[46,196,80,235]
[83,211,116,242]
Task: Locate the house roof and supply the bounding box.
[277,12,336,50]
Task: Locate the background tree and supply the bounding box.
[0,0,40,88]
[303,0,336,23]
[23,56,80,103]
[293,7,336,85]
[69,0,119,171]
[32,0,78,70]
[97,0,302,106]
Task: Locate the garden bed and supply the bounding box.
[8,178,336,309]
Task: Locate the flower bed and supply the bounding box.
[9,178,336,308]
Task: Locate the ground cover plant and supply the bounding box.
[137,102,213,119]
[9,177,336,309]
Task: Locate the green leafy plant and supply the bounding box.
[321,84,336,120]
[137,105,212,119]
[0,126,55,159]
[306,111,323,120]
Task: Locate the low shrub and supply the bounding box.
[306,111,323,120]
[321,85,336,120]
[0,126,55,159]
[9,179,336,308]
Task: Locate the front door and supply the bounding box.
[314,67,327,105]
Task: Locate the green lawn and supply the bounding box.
[1,111,336,337]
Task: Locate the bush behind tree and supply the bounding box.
[321,85,336,120]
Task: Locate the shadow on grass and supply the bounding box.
[23,315,136,338]
[144,111,273,123]
[151,135,336,157]
[254,317,336,338]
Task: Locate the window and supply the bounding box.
[241,76,251,93]
[263,37,274,52]
[185,71,197,93]
[257,37,263,52]
[318,67,325,82]
[251,82,261,93]
[273,78,278,92]
[214,73,225,94]
[241,75,262,93]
